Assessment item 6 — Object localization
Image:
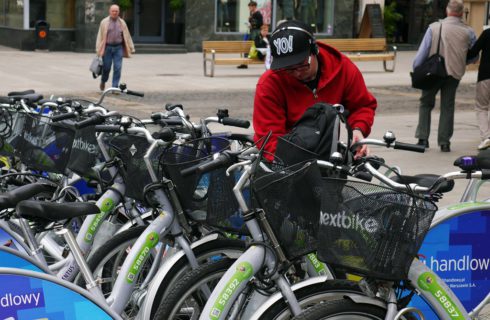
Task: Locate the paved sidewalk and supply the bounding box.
[0,45,478,95]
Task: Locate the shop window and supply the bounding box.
[4,0,24,28]
[276,0,335,35]
[30,0,75,28]
[215,0,334,35]
[216,0,272,33]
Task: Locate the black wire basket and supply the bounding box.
[252,160,323,260]
[108,133,166,202]
[0,110,29,158]
[317,177,437,280]
[161,137,247,233]
[16,113,75,174]
[66,125,103,177]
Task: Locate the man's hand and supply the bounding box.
[352,129,369,160]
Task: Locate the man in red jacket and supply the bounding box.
[253,20,377,159]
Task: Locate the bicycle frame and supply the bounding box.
[199,161,312,319]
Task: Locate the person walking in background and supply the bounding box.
[238,1,263,69]
[468,28,490,150]
[413,0,476,152]
[96,4,135,91]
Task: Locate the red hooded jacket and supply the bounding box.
[253,42,377,156]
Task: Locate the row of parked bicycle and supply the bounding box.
[0,85,488,320]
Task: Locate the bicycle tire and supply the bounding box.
[153,258,234,320]
[291,299,386,320]
[258,280,364,320]
[147,238,246,318]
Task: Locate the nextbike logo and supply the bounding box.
[319,210,379,233]
[72,137,98,155]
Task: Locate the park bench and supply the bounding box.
[202,40,264,77]
[317,38,397,72]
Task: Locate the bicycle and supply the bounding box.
[289,137,490,319]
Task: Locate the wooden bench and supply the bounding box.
[202,41,264,77]
[317,38,397,72]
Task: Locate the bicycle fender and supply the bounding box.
[248,277,374,320]
[248,276,330,320]
[138,233,241,320]
[343,293,387,309]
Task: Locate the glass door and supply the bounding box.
[133,0,164,42]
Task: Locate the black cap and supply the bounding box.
[270,20,314,70]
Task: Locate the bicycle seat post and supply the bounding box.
[55,226,106,303]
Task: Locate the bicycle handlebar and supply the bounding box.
[51,112,77,122]
[76,114,105,129]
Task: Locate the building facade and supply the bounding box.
[0,0,488,52]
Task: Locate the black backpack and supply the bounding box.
[275,103,351,166]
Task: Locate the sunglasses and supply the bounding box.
[277,55,312,73]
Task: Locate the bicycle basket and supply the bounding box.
[0,110,28,157]
[17,113,75,174]
[317,178,437,280]
[108,133,165,202]
[251,160,323,260]
[161,137,246,233]
[66,125,103,177]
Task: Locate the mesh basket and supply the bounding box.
[252,160,323,259]
[108,133,166,202]
[0,110,29,157]
[66,126,103,176]
[16,113,75,174]
[161,137,247,232]
[317,178,437,280]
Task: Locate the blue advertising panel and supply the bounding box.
[0,227,27,254]
[0,249,45,273]
[411,210,490,318]
[0,272,115,320]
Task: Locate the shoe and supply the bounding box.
[417,139,429,148]
[99,82,105,91]
[237,64,248,69]
[478,138,490,150]
[440,144,451,152]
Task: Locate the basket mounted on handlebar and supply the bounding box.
[317,178,437,280]
[66,125,103,178]
[161,136,247,233]
[108,132,166,202]
[252,158,323,260]
[0,109,29,158]
[15,113,75,174]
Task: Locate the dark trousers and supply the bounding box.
[415,76,460,146]
[101,44,123,88]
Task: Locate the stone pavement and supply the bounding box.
[0,45,486,205]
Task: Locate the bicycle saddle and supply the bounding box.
[16,200,99,223]
[7,90,35,96]
[0,183,57,210]
[8,93,44,104]
[390,174,454,194]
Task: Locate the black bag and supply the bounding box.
[275,103,350,165]
[411,23,447,90]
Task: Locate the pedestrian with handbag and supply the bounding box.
[468,28,490,150]
[413,0,476,152]
[95,4,135,92]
